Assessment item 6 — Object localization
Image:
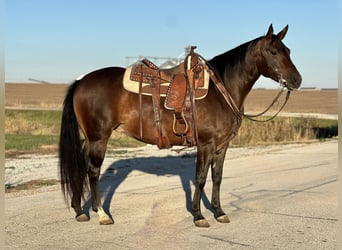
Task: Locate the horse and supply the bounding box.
[59,24,302,227]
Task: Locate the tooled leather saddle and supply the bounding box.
[123,46,210,149]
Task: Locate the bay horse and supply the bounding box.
[59,24,301,227]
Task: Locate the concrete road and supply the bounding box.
[5,141,338,249]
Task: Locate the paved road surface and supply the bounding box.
[5,141,338,249]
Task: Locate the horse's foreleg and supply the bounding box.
[88,140,114,225]
[211,145,230,223]
[192,147,211,227]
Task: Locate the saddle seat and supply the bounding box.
[123,58,210,100]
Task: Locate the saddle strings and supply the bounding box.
[196,53,291,123]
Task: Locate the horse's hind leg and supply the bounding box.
[71,182,89,222]
[69,140,89,222]
[86,138,114,225]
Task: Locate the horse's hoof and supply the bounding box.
[76,213,89,222]
[99,216,114,225]
[216,214,230,223]
[194,219,210,228]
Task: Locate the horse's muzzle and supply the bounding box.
[283,73,302,91]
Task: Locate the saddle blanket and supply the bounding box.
[123,61,210,100]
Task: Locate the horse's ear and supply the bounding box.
[265,24,273,40]
[277,25,289,40]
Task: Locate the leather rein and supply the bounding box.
[197,54,291,123]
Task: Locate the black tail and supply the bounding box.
[59,80,87,203]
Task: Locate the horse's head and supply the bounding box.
[256,24,302,90]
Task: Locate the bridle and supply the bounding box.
[197,53,291,123]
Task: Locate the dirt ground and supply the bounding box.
[5,83,338,114]
[5,141,338,249]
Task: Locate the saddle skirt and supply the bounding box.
[123,59,210,100]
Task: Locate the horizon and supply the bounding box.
[4,82,338,91]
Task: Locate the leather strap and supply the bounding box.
[150,71,171,149]
[138,64,143,139]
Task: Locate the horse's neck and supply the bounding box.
[210,40,262,110]
[223,62,260,110]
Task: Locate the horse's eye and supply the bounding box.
[270,50,277,56]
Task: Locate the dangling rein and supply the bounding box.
[197,54,291,123]
[243,88,290,122]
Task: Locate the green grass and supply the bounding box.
[5,134,144,157]
[5,134,59,151]
[5,109,338,155]
[5,109,145,155]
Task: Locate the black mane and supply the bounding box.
[208,37,262,80]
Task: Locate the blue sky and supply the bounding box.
[5,0,338,88]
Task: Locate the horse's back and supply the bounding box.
[77,67,125,87]
[75,66,124,95]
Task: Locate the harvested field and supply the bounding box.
[5,83,68,109]
[244,89,338,114]
[5,83,338,114]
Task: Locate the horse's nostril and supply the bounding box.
[293,74,302,86]
[298,75,302,84]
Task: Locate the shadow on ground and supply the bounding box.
[82,151,214,221]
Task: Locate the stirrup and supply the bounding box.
[172,112,188,136]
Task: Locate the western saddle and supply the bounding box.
[126,46,209,149]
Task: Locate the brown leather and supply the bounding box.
[149,71,171,149]
[134,47,204,147]
[164,74,187,112]
[128,57,208,100]
[138,64,143,139]
[183,74,197,146]
[164,74,189,137]
[142,58,159,70]
[130,59,173,84]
